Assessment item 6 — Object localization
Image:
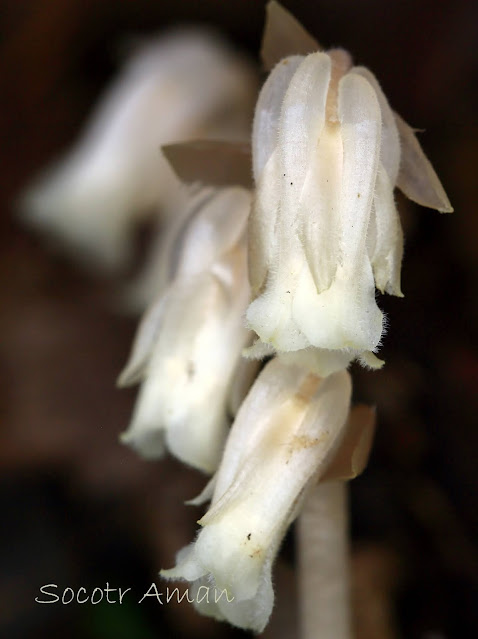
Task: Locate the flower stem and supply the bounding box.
[297,480,352,639]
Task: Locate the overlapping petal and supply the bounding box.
[119,187,253,473]
[247,48,452,375]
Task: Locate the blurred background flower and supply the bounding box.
[0,1,477,638]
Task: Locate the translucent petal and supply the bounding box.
[117,290,170,387]
[176,187,251,279]
[337,72,382,268]
[226,355,262,419]
[369,164,404,296]
[278,52,331,218]
[351,67,401,183]
[120,184,210,311]
[300,122,342,293]
[122,245,250,472]
[252,55,304,181]
[248,149,281,295]
[395,112,453,212]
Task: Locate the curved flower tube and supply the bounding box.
[161,358,352,632]
[119,187,253,473]
[247,50,452,376]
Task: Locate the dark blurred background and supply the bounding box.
[0,1,477,638]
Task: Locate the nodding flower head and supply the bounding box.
[161,358,352,632]
[246,50,452,376]
[19,31,257,271]
[119,186,254,473]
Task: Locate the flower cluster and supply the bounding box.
[22,2,453,634]
[20,31,257,271]
[152,16,451,626]
[246,48,452,376]
[162,359,352,632]
[117,5,451,631]
[119,186,253,473]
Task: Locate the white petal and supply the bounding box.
[252,55,304,181]
[186,475,217,506]
[122,248,250,472]
[162,360,352,632]
[292,256,382,351]
[278,52,331,217]
[278,349,356,377]
[226,354,262,419]
[299,121,342,293]
[191,571,274,634]
[19,31,257,270]
[119,187,250,380]
[242,338,276,360]
[176,187,251,280]
[351,67,401,183]
[369,164,404,296]
[358,350,385,369]
[117,289,170,387]
[248,149,281,296]
[120,183,210,312]
[338,72,382,268]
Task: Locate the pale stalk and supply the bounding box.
[297,480,352,639]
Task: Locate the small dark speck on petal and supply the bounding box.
[357,193,361,198]
[247,533,251,540]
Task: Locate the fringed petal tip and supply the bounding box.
[242,339,276,360]
[358,351,385,370]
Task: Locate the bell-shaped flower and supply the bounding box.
[246,49,453,376]
[119,187,253,473]
[161,358,352,632]
[19,31,257,270]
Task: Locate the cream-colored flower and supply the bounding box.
[161,358,352,632]
[119,187,253,473]
[20,31,257,270]
[247,50,452,375]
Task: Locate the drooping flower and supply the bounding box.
[119,186,253,473]
[19,31,257,270]
[161,358,352,632]
[246,49,453,376]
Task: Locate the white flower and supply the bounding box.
[161,358,352,632]
[119,187,253,473]
[246,50,453,375]
[19,31,257,270]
